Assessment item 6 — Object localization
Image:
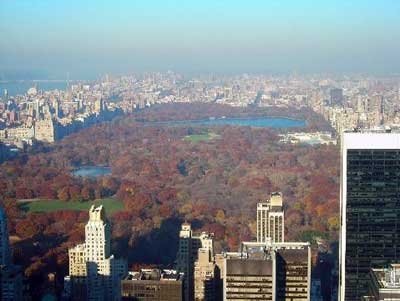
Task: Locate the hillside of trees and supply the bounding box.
[0,103,338,297]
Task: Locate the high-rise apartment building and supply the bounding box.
[64,205,127,301]
[176,222,214,301]
[257,192,285,243]
[340,130,400,301]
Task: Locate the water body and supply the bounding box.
[0,81,68,97]
[73,166,111,178]
[144,117,306,128]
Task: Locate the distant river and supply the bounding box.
[144,117,306,128]
[73,166,111,178]
[0,81,68,96]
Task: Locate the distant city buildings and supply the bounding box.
[0,81,122,149]
[64,205,127,301]
[121,269,184,301]
[2,73,400,150]
[340,130,400,301]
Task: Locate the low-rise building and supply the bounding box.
[121,269,183,301]
[363,264,400,301]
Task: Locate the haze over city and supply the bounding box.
[2,1,400,301]
[1,0,400,79]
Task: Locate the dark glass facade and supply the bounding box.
[345,149,400,301]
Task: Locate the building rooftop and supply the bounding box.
[372,264,400,289]
[124,269,184,282]
[343,126,400,134]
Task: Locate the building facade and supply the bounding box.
[223,241,311,301]
[257,192,285,243]
[224,255,274,300]
[64,205,127,301]
[340,130,400,301]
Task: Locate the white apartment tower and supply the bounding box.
[257,192,285,243]
[65,205,127,301]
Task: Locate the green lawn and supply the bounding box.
[183,132,220,142]
[18,198,124,215]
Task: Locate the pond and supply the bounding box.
[72,166,111,177]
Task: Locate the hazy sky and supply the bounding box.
[1,0,400,79]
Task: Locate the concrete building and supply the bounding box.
[121,269,183,301]
[225,255,274,300]
[176,222,214,301]
[223,241,311,301]
[362,264,400,301]
[257,192,285,243]
[339,130,400,301]
[64,205,127,301]
[194,246,221,301]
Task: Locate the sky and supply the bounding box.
[1,0,400,79]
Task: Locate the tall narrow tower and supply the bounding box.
[85,205,111,262]
[257,192,285,243]
[66,205,127,301]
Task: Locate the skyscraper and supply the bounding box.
[64,205,127,301]
[0,207,10,267]
[0,206,23,301]
[257,192,285,243]
[340,129,400,301]
[176,222,214,301]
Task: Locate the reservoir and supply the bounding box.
[144,117,306,128]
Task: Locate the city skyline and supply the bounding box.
[1,0,400,79]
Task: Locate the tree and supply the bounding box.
[57,187,70,202]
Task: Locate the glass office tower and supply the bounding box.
[340,130,400,301]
